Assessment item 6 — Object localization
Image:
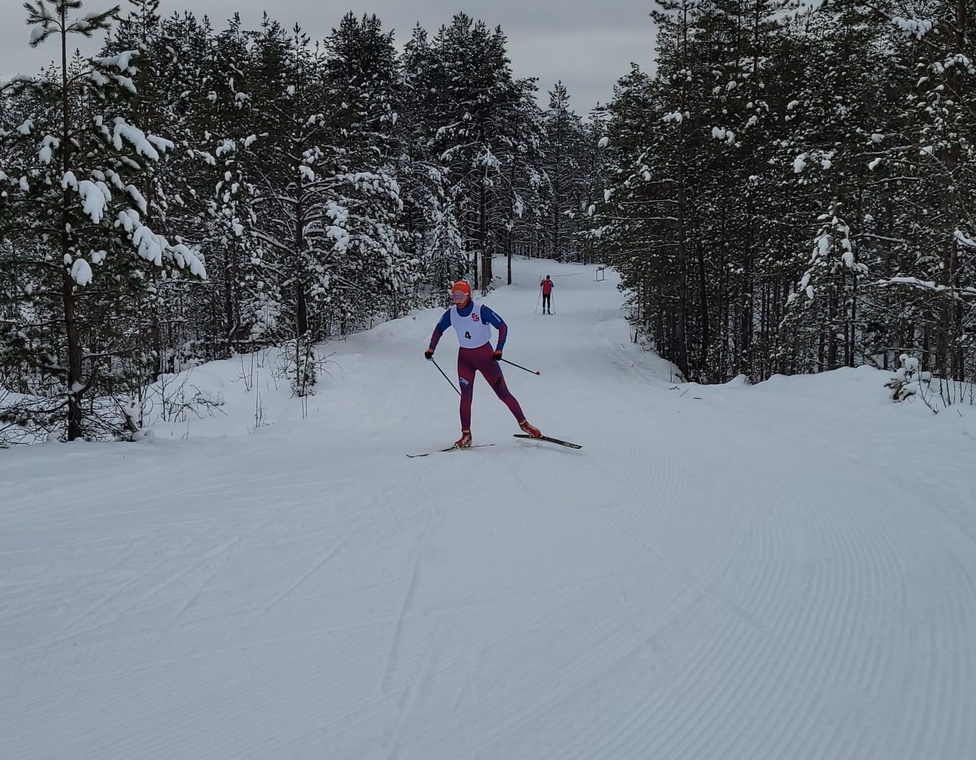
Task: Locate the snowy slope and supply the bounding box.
[3,258,976,760]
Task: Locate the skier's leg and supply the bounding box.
[475,345,526,421]
[457,348,477,430]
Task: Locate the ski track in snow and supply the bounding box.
[2,258,976,759]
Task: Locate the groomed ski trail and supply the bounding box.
[2,258,976,760]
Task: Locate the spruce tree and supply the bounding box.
[1,0,204,441]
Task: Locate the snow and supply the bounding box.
[892,17,935,40]
[711,126,735,144]
[2,257,976,759]
[113,75,136,94]
[77,179,109,223]
[115,209,206,277]
[29,25,46,46]
[111,118,162,159]
[94,51,137,72]
[954,229,976,248]
[70,257,93,286]
[37,135,58,165]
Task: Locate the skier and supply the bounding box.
[540,275,554,314]
[425,280,542,449]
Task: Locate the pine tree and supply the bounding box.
[540,82,587,263]
[423,14,527,291]
[243,19,331,343]
[196,14,269,354]
[0,0,205,441]
[321,13,417,327]
[495,77,549,285]
[399,24,465,298]
[100,0,216,377]
[881,0,976,382]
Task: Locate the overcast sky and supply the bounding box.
[0,1,660,112]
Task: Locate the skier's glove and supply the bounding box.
[424,349,434,360]
[492,350,503,361]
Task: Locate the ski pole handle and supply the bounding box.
[501,358,541,375]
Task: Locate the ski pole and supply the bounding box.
[429,357,461,396]
[535,289,541,313]
[501,358,541,375]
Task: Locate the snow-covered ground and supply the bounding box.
[3,258,976,760]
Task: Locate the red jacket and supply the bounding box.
[540,279,554,295]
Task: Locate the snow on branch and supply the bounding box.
[324,202,350,253]
[62,172,111,223]
[113,75,136,94]
[955,230,976,248]
[932,54,976,76]
[872,277,976,299]
[111,119,165,159]
[790,208,865,302]
[892,17,935,40]
[70,258,93,286]
[38,134,59,164]
[711,127,735,145]
[793,150,833,174]
[116,209,207,277]
[93,51,138,73]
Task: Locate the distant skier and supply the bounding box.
[425,280,542,449]
[540,275,554,314]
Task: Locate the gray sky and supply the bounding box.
[0,0,660,112]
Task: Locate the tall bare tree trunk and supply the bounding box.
[479,170,490,291]
[294,194,308,337]
[59,11,83,440]
[696,242,710,381]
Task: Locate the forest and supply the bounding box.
[1,0,974,442]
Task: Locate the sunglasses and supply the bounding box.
[451,291,468,302]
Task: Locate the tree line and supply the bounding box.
[2,0,973,443]
[1,0,599,441]
[589,0,976,388]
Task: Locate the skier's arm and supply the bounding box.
[480,305,508,351]
[428,309,452,351]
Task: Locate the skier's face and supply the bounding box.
[451,291,469,306]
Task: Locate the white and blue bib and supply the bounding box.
[450,303,492,348]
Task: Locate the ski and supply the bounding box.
[406,443,495,458]
[513,434,582,449]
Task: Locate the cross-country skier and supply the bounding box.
[425,280,542,449]
[540,275,554,314]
